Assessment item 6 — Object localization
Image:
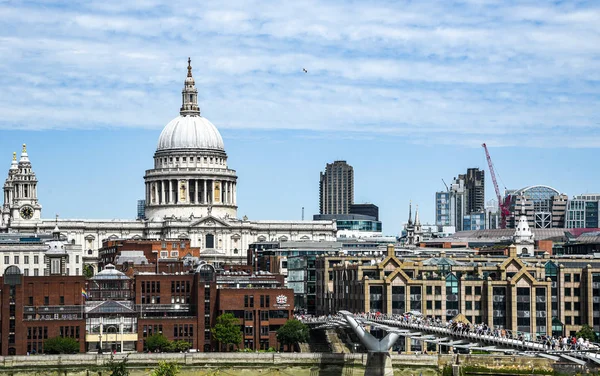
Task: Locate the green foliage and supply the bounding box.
[167,340,192,353]
[146,334,171,352]
[43,336,80,354]
[576,324,598,342]
[107,355,129,376]
[211,313,242,350]
[150,361,180,376]
[83,264,94,279]
[276,319,309,352]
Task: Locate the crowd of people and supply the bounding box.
[298,311,598,352]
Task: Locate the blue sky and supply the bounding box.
[0,0,599,235]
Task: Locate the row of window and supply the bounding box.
[173,324,194,338]
[60,325,80,339]
[27,326,48,340]
[244,295,272,308]
[158,156,225,165]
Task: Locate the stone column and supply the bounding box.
[204,180,207,204]
[168,180,172,204]
[185,180,190,202]
[161,180,165,204]
[195,179,199,203]
[233,183,236,205]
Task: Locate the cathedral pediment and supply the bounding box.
[191,215,231,228]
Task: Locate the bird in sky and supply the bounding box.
[302,68,308,73]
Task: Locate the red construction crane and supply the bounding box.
[482,143,511,229]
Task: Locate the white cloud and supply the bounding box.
[0,0,598,147]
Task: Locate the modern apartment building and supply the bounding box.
[319,161,354,215]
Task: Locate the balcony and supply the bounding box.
[23,306,84,321]
[137,304,193,318]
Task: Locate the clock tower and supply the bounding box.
[1,144,42,225]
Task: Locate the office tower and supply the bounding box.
[566,194,600,229]
[461,168,485,214]
[319,161,354,215]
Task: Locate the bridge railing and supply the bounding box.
[299,312,600,354]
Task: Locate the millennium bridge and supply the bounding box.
[301,311,600,369]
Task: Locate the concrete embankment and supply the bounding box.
[0,352,563,376]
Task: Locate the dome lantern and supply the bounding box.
[180,57,200,117]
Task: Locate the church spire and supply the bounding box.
[415,204,420,226]
[180,57,200,116]
[408,201,413,225]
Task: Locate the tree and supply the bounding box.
[211,313,242,351]
[576,324,598,342]
[83,264,94,279]
[146,334,171,352]
[107,355,129,376]
[171,340,191,353]
[150,361,180,376]
[43,336,80,354]
[276,319,309,352]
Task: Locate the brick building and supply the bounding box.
[99,239,201,268]
[0,266,85,355]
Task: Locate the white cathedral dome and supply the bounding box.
[157,115,225,151]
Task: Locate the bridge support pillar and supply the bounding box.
[365,352,393,376]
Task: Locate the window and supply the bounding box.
[465,301,472,310]
[426,301,432,309]
[434,301,442,310]
[426,286,432,295]
[475,286,482,295]
[574,288,580,296]
[160,251,168,258]
[44,296,49,305]
[24,268,29,276]
[51,259,60,274]
[24,256,29,264]
[34,268,39,276]
[474,301,481,310]
[574,273,581,283]
[75,255,79,263]
[4,255,9,264]
[245,326,253,336]
[434,286,441,295]
[466,286,472,295]
[60,296,64,305]
[34,255,39,264]
[171,251,179,258]
[14,255,19,264]
[564,274,571,283]
[564,288,571,297]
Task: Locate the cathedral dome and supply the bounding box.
[157,115,224,151]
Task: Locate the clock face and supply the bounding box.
[20,206,34,220]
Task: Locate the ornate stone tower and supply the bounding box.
[1,145,42,226]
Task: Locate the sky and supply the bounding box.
[0,0,599,235]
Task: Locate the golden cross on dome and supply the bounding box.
[187,57,192,77]
[12,152,16,161]
[22,144,27,153]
